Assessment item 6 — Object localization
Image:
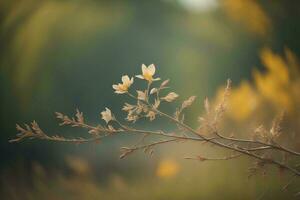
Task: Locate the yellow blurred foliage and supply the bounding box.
[216,47,300,121]
[156,159,180,178]
[226,81,259,121]
[254,48,300,115]
[222,0,271,36]
[254,48,294,112]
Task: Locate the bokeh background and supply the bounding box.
[1,0,300,199]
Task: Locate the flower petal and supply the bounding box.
[112,84,119,90]
[142,64,147,75]
[122,75,130,84]
[115,90,126,94]
[148,64,156,75]
[135,75,144,79]
[130,77,134,84]
[105,107,111,114]
[101,107,113,123]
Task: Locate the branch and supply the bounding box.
[151,107,300,176]
[215,131,300,157]
[184,153,242,161]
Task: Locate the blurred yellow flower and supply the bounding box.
[101,107,113,124]
[136,64,160,82]
[113,75,134,94]
[156,159,180,178]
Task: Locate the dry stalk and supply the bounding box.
[10,64,300,190]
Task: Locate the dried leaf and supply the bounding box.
[160,79,170,88]
[204,97,210,114]
[75,109,84,124]
[270,112,284,138]
[182,96,196,110]
[137,90,146,101]
[161,92,179,102]
[153,99,160,109]
[122,103,135,112]
[150,88,158,94]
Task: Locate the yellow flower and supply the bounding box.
[136,64,160,82]
[101,108,113,124]
[113,75,134,94]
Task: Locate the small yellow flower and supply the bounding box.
[101,108,113,124]
[136,64,160,82]
[113,75,134,94]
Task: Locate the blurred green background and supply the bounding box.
[1,0,300,199]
